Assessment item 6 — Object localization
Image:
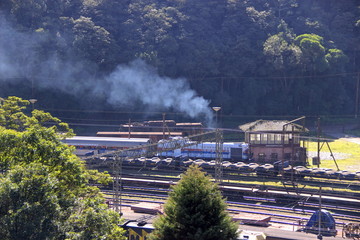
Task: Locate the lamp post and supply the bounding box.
[212,106,222,183]
[212,106,221,128]
[29,99,37,110]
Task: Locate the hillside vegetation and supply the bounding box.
[0,0,359,121]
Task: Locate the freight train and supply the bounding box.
[63,136,360,180]
[121,157,360,181]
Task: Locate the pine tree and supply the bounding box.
[149,165,238,240]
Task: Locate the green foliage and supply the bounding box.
[0,96,29,130]
[294,33,324,45]
[149,165,238,240]
[0,163,61,240]
[0,97,125,240]
[294,33,328,71]
[72,16,113,65]
[325,49,348,69]
[65,190,125,240]
[1,0,359,117]
[298,37,325,56]
[263,32,301,71]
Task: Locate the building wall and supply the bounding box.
[251,146,293,163]
[245,131,306,164]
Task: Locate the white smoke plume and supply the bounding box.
[103,60,213,123]
[0,16,214,125]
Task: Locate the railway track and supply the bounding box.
[102,173,360,215]
[114,172,360,202]
[103,164,360,193]
[102,188,360,230]
[92,158,360,238]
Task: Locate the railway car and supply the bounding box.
[63,136,151,156]
[157,140,249,161]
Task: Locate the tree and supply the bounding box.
[149,165,238,240]
[263,26,301,95]
[294,33,329,73]
[72,16,114,67]
[0,163,62,239]
[6,0,48,29]
[0,96,126,240]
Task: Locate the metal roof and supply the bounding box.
[175,122,203,126]
[64,136,150,143]
[97,132,183,136]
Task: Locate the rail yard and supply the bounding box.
[92,156,360,239]
[68,119,360,239]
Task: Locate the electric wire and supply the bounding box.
[0,71,359,81]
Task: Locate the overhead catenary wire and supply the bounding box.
[188,71,360,81]
[59,121,344,143]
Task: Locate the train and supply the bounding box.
[64,136,249,161]
[157,138,249,161]
[62,136,151,156]
[63,136,360,180]
[120,157,360,181]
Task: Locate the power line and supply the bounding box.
[44,108,184,115]
[53,113,359,127]
[189,71,360,81]
[0,71,359,82]
[62,123,348,143]
[41,106,360,119]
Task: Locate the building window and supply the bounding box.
[275,134,282,144]
[258,153,266,161]
[284,153,291,160]
[284,134,289,144]
[271,153,278,160]
[256,134,261,144]
[262,134,268,144]
[268,134,275,144]
[250,134,256,144]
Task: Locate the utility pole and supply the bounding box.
[317,186,323,240]
[215,128,223,184]
[162,113,166,140]
[356,73,360,118]
[113,155,123,215]
[317,117,321,168]
[213,107,223,183]
[128,118,131,139]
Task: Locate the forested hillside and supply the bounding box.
[0,0,359,124]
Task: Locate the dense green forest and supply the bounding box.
[0,0,359,127]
